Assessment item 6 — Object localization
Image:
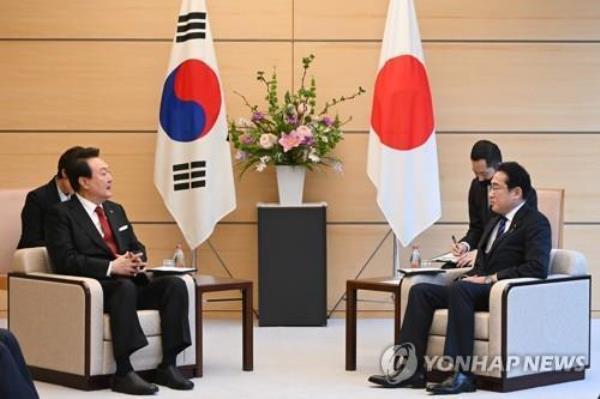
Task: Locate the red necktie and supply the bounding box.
[95,206,119,258]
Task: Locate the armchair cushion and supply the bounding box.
[430,309,489,340]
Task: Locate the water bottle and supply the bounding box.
[409,245,422,268]
[173,244,186,267]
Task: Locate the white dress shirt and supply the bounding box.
[55,179,71,202]
[75,193,114,275]
[485,201,526,253]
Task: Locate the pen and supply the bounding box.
[451,235,458,245]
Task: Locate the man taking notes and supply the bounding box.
[451,140,537,267]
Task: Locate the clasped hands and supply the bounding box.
[112,251,147,277]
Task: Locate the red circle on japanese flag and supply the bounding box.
[371,55,434,150]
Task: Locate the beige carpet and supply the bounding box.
[1,318,598,398]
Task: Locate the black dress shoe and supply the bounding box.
[111,371,159,395]
[367,370,426,388]
[426,371,476,395]
[155,365,194,390]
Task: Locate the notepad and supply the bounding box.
[397,267,446,276]
[429,252,458,263]
[149,266,197,274]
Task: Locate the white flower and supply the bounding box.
[260,155,271,163]
[256,162,267,172]
[308,149,320,163]
[259,133,278,149]
[333,161,343,174]
[236,117,254,128]
[321,136,329,143]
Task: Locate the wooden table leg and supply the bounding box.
[195,290,204,377]
[345,282,357,371]
[242,284,253,371]
[394,287,401,345]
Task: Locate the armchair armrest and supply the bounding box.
[487,275,591,378]
[8,272,105,376]
[399,267,473,325]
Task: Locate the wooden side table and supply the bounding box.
[345,276,402,371]
[193,274,254,377]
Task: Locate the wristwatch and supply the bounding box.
[484,275,496,284]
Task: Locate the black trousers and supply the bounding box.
[0,329,39,399]
[399,281,491,370]
[101,275,191,360]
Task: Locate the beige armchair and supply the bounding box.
[8,247,196,390]
[398,249,590,392]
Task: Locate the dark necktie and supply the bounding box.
[494,216,508,244]
[95,206,119,258]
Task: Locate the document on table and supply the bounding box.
[149,266,197,274]
[397,268,446,276]
[429,252,458,263]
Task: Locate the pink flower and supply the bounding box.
[295,125,314,145]
[321,116,334,127]
[297,103,310,114]
[240,133,255,145]
[235,150,247,160]
[278,131,303,152]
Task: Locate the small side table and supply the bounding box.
[345,276,401,371]
[193,274,254,377]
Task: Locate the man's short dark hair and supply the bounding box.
[470,140,502,169]
[66,147,100,192]
[497,162,532,200]
[56,146,85,178]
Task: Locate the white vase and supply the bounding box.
[275,165,306,206]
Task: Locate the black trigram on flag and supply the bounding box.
[176,12,207,42]
[172,161,206,191]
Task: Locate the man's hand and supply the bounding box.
[451,242,468,256]
[111,252,145,276]
[456,250,477,268]
[129,252,147,271]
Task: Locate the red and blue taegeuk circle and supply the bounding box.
[159,59,222,142]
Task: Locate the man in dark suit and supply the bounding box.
[45,148,194,395]
[0,329,39,399]
[451,140,538,267]
[18,146,86,249]
[369,162,551,394]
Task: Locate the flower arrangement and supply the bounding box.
[229,55,365,174]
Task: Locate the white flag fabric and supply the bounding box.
[367,0,441,246]
[154,0,236,249]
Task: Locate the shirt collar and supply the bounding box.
[55,179,71,202]
[76,193,102,216]
[503,200,526,226]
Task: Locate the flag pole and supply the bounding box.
[191,247,197,269]
[392,233,399,277]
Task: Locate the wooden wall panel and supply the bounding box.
[0,0,292,39]
[0,42,292,130]
[1,133,598,223]
[295,0,600,41]
[293,42,600,131]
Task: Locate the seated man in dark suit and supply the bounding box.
[45,148,194,395]
[451,140,538,267]
[369,162,551,394]
[0,329,39,399]
[18,146,85,248]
